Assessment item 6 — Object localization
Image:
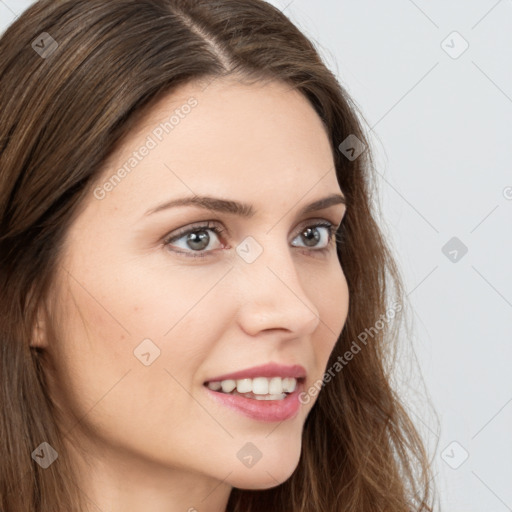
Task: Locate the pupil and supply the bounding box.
[303,227,320,247]
[187,231,209,250]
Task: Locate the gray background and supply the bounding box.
[1,1,511,510]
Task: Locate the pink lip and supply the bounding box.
[204,363,307,383]
[203,381,304,422]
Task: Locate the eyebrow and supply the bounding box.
[144,193,346,218]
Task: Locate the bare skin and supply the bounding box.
[33,77,349,512]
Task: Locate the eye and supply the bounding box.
[163,221,226,258]
[291,221,337,253]
[163,220,341,259]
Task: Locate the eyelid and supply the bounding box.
[163,220,224,243]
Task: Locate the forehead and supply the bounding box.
[87,77,340,222]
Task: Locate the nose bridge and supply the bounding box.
[233,232,320,335]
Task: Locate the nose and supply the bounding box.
[233,237,321,338]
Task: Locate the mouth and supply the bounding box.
[202,363,307,421]
[203,376,306,401]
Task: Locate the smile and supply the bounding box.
[205,376,299,399]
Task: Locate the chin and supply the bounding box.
[227,452,301,490]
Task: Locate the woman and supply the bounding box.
[0,0,435,510]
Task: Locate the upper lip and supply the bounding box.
[204,363,307,383]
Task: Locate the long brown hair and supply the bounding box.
[0,0,436,510]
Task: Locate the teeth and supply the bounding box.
[207,381,222,391]
[252,377,268,394]
[253,394,285,400]
[236,378,252,393]
[220,379,236,393]
[207,376,298,395]
[282,377,297,393]
[268,377,282,394]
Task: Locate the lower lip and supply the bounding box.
[203,383,303,422]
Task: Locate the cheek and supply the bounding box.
[46,260,226,445]
[312,260,349,346]
[310,264,349,385]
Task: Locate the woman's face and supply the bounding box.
[38,77,349,501]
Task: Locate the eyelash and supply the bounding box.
[163,220,345,259]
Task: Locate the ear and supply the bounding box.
[30,307,49,349]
